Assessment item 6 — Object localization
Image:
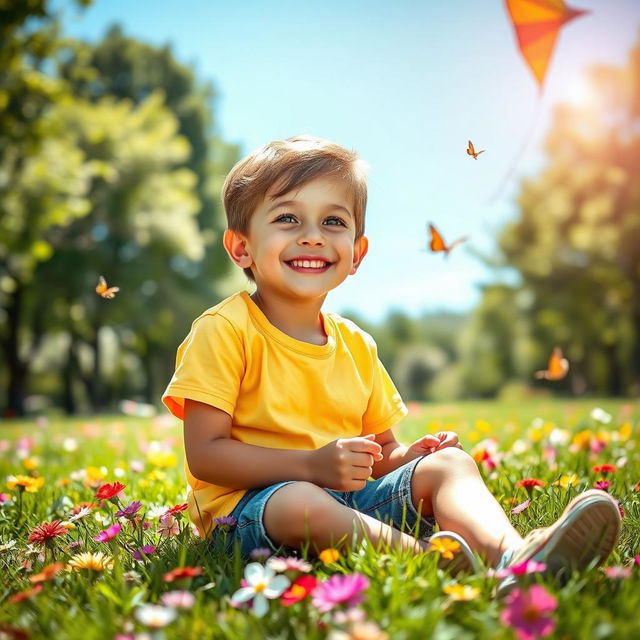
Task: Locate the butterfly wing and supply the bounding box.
[447,236,468,253]
[96,276,107,296]
[467,140,475,156]
[546,347,569,380]
[96,276,119,299]
[429,224,447,252]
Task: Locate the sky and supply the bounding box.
[58,0,640,322]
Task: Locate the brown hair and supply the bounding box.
[222,134,368,280]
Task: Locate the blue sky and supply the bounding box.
[59,0,640,321]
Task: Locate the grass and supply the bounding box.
[0,398,639,639]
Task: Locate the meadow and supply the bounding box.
[1,398,639,639]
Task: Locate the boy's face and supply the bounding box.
[225,175,368,303]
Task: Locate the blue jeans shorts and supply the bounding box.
[210,456,436,558]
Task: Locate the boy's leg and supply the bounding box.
[409,447,524,566]
[263,481,431,555]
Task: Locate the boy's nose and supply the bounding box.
[297,228,325,246]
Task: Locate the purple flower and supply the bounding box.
[250,547,272,561]
[214,516,237,527]
[311,573,369,612]
[115,501,143,519]
[132,545,157,560]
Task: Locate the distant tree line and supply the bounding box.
[1,3,638,415]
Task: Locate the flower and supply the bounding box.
[489,559,547,579]
[443,584,480,601]
[7,474,45,493]
[500,585,557,640]
[158,513,179,537]
[250,547,272,561]
[0,540,16,551]
[267,556,313,573]
[281,575,318,606]
[160,590,196,609]
[214,515,237,531]
[552,474,579,489]
[93,523,121,543]
[429,537,460,560]
[67,552,114,571]
[590,408,612,424]
[165,503,188,516]
[27,520,69,545]
[511,499,531,515]
[515,478,546,489]
[132,545,157,561]
[115,501,142,519]
[231,562,291,617]
[319,548,341,564]
[96,481,126,501]
[603,566,632,579]
[592,464,616,475]
[163,566,202,582]
[594,480,611,491]
[312,573,369,613]
[634,555,640,566]
[134,604,177,628]
[68,506,92,522]
[9,584,43,604]
[29,562,64,584]
[328,620,389,640]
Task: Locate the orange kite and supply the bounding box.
[505,0,589,89]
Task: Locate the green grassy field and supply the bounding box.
[1,398,639,639]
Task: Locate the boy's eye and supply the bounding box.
[324,217,346,226]
[275,214,297,223]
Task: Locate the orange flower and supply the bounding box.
[318,548,341,565]
[515,478,547,489]
[429,537,460,560]
[592,464,616,475]
[163,566,202,582]
[29,562,64,584]
[7,474,45,493]
[9,584,43,604]
[27,520,69,545]
[281,575,318,606]
[96,481,126,500]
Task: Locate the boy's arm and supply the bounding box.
[184,399,382,491]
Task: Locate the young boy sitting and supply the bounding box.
[162,135,620,594]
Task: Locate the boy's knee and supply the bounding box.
[418,447,478,476]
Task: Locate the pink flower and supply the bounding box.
[500,585,557,640]
[311,573,369,612]
[489,559,547,579]
[158,513,179,538]
[603,566,632,579]
[132,545,157,560]
[93,523,121,543]
[511,499,531,515]
[593,480,610,491]
[160,590,196,608]
[634,555,640,567]
[267,556,313,573]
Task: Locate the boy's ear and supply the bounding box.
[350,235,369,275]
[223,229,253,269]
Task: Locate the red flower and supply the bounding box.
[27,521,69,545]
[634,482,640,492]
[617,501,625,519]
[165,503,189,516]
[96,482,126,500]
[592,464,616,474]
[515,478,547,489]
[9,584,43,604]
[163,566,202,582]
[281,575,318,606]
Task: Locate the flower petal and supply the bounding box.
[244,562,265,586]
[253,593,268,617]
[263,575,291,598]
[231,587,255,603]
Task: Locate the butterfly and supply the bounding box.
[427,223,468,257]
[466,140,485,159]
[95,275,120,299]
[534,347,569,381]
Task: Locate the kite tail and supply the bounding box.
[486,94,544,203]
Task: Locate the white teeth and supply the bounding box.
[290,260,328,268]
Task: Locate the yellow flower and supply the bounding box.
[67,552,113,572]
[553,473,579,489]
[318,548,340,564]
[147,469,168,482]
[443,584,480,601]
[7,474,45,493]
[475,420,492,434]
[572,429,593,451]
[618,422,632,441]
[429,538,460,560]
[85,466,106,485]
[147,451,178,468]
[23,456,40,470]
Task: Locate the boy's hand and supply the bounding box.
[310,434,384,491]
[408,431,463,456]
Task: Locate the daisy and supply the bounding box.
[231,563,290,617]
[67,552,114,571]
[27,520,68,545]
[134,604,177,628]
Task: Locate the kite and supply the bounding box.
[505,0,589,90]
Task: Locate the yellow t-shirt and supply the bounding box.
[162,290,407,537]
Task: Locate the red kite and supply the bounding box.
[505,0,589,89]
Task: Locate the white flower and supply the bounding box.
[0,540,16,551]
[591,408,612,424]
[68,506,92,522]
[114,467,126,478]
[147,504,170,519]
[231,562,290,617]
[548,428,570,446]
[134,604,177,628]
[62,437,78,452]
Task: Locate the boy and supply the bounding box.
[162,135,620,592]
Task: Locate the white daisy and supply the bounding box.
[231,562,290,617]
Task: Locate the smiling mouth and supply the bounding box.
[285,259,333,272]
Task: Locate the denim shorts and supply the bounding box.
[210,456,436,558]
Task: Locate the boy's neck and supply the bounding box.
[250,290,328,346]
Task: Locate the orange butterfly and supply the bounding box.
[534,347,569,381]
[428,223,468,257]
[95,275,120,299]
[466,140,485,159]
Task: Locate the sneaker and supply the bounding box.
[429,530,479,576]
[495,489,621,598]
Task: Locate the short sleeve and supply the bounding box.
[361,351,408,436]
[162,313,245,420]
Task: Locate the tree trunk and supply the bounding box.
[62,330,78,415]
[3,283,27,417]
